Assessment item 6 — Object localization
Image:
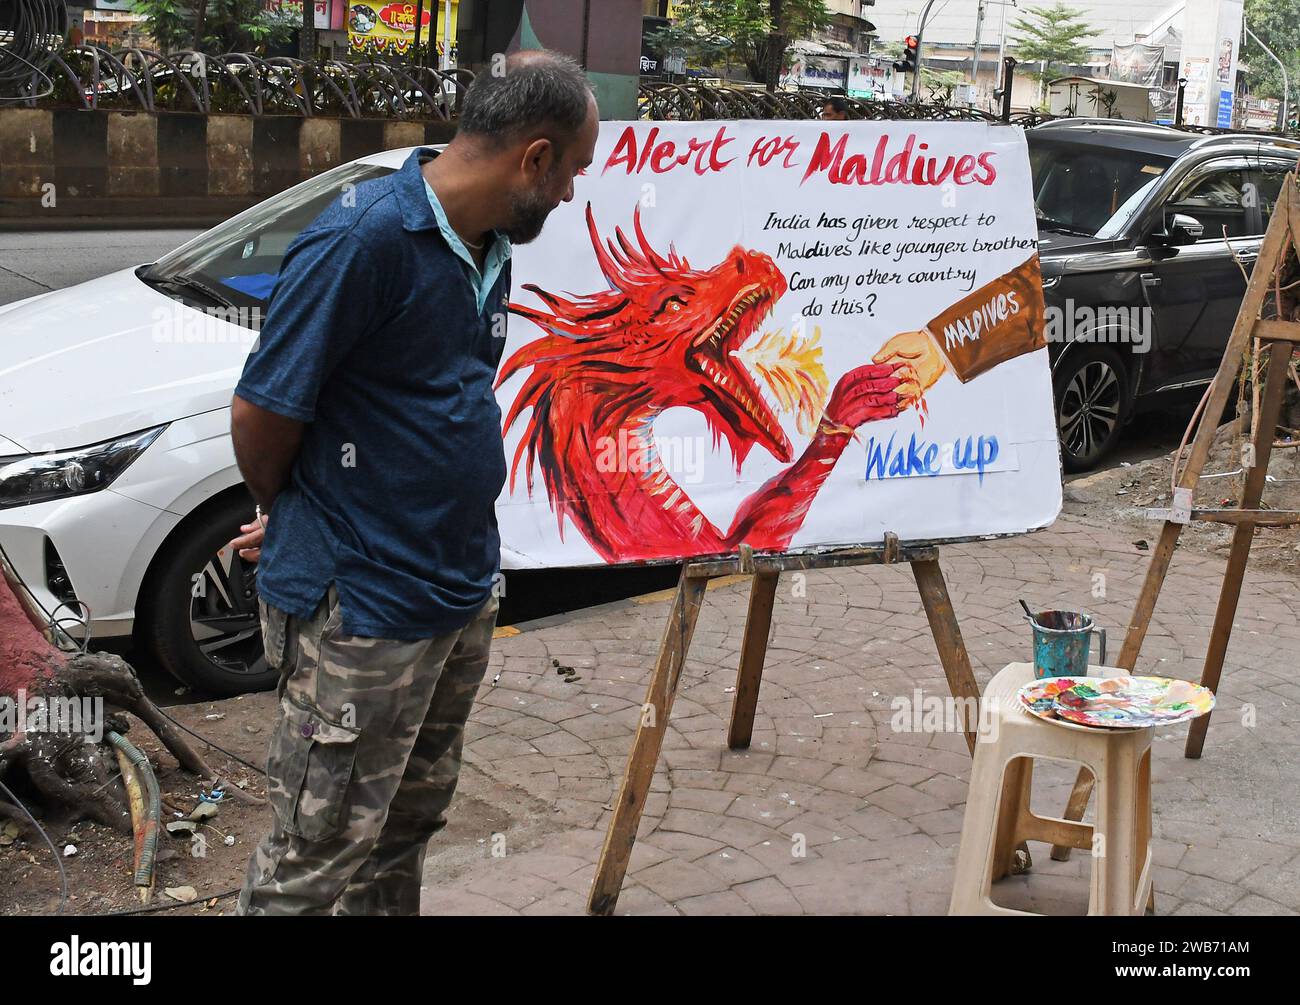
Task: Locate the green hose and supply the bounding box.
[107,731,161,889]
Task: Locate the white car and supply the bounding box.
[0,148,413,695]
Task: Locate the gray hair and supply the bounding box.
[458,49,593,150]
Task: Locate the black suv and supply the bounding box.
[1028,119,1300,470]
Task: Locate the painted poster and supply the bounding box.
[1183,57,1211,126]
[1213,0,1243,127]
[348,0,458,58]
[496,121,1061,569]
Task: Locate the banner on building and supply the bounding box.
[498,121,1061,568]
[348,0,458,58]
[264,1,346,31]
[1109,43,1164,86]
[847,56,894,99]
[262,1,345,30]
[781,54,849,91]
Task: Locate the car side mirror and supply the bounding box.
[1156,212,1204,246]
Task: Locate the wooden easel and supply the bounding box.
[587,535,983,915]
[1051,174,1300,860]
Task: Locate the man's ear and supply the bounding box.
[519,137,557,183]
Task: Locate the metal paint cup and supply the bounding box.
[1027,609,1107,679]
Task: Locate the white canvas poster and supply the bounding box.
[496,120,1061,569]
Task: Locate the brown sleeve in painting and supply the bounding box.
[923,254,1047,383]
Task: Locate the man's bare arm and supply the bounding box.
[231,393,305,509]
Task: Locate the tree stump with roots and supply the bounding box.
[0,563,257,842]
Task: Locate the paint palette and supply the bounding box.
[1018,675,1215,729]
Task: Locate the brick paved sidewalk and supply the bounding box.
[420,515,1300,916]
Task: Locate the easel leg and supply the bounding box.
[911,557,980,754]
[588,565,708,916]
[1118,520,1188,670]
[727,570,779,750]
[1186,342,1292,759]
[1186,527,1257,758]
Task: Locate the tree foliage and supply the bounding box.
[129,0,193,52]
[130,0,298,54]
[1242,0,1299,112]
[646,0,832,85]
[1009,2,1097,81]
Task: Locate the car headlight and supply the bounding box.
[0,426,167,510]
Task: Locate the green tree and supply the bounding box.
[200,0,297,54]
[1242,0,1299,113]
[1009,2,1097,84]
[647,0,831,89]
[130,0,297,54]
[130,0,194,53]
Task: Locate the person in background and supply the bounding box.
[820,95,850,120]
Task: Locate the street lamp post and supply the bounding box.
[413,0,426,65]
[971,0,986,102]
[910,0,939,102]
[995,2,1016,88]
[443,0,453,70]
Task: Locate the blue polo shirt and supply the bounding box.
[235,147,511,640]
[423,179,511,314]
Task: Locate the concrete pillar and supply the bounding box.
[207,114,254,195]
[0,109,53,199]
[107,111,159,197]
[383,121,427,151]
[300,117,342,178]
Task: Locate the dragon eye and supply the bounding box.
[654,295,687,317]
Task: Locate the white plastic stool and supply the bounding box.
[949,662,1154,916]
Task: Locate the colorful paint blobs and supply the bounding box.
[1018,676,1215,730]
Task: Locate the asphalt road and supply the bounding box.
[0,229,204,305]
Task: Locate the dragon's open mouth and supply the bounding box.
[687,285,793,463]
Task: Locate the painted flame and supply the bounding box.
[737,326,830,437]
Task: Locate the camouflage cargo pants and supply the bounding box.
[238,584,497,916]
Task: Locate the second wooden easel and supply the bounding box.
[587,535,985,915]
[1052,172,1300,860]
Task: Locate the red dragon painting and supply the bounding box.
[497,205,919,563]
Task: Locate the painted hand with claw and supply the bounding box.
[872,330,949,422]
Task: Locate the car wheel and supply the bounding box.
[140,491,276,696]
[1054,347,1129,473]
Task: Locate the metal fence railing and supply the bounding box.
[3,45,474,119]
[638,83,998,123]
[637,82,1298,141]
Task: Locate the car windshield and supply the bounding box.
[1027,136,1173,238]
[144,160,397,309]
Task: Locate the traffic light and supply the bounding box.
[893,35,918,76]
